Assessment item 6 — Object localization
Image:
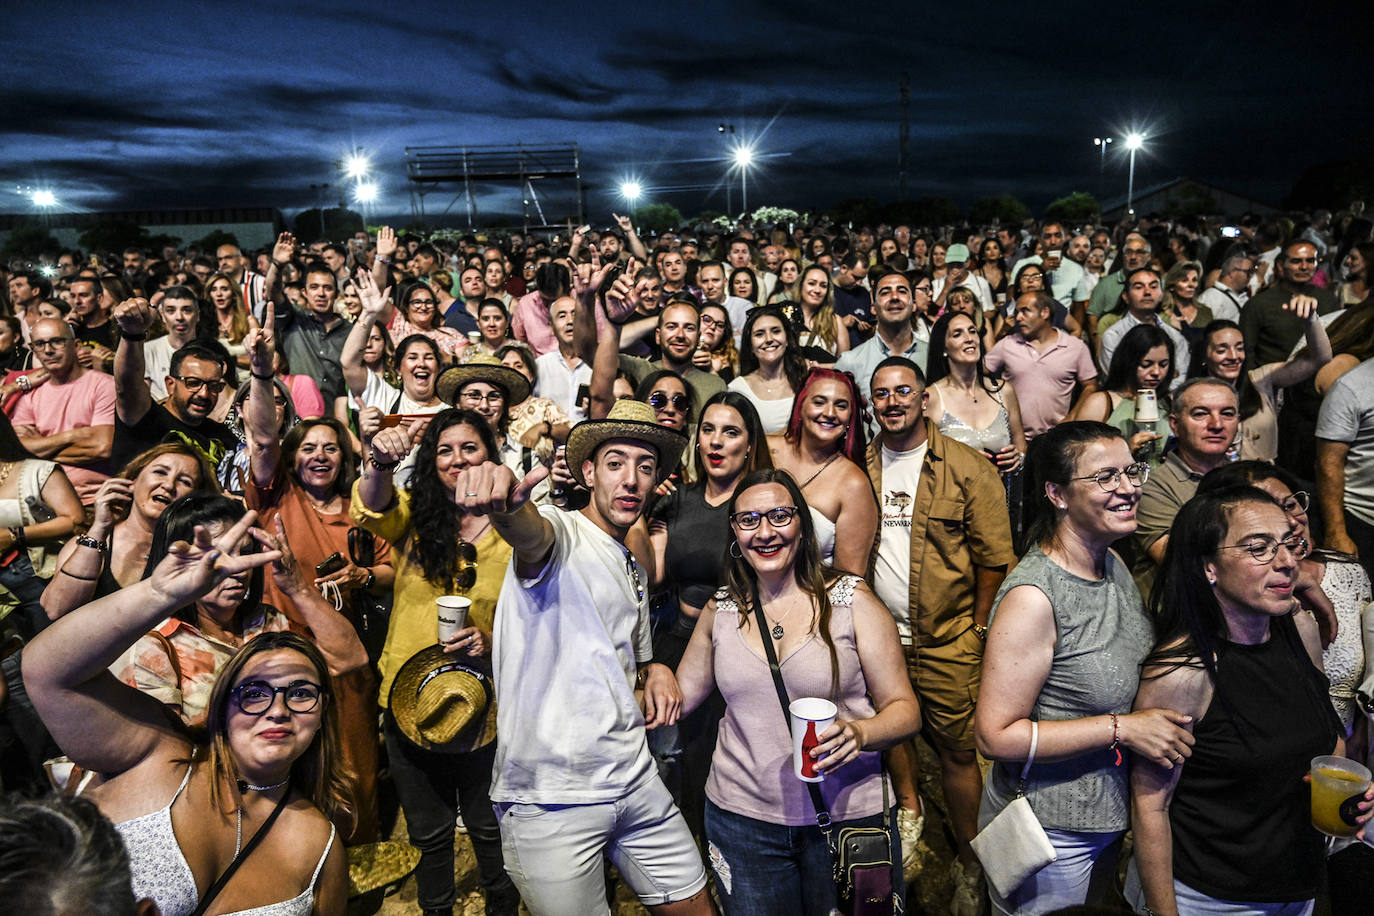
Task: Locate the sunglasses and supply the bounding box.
[455,539,477,590]
[647,391,690,412]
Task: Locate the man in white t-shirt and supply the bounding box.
[862,356,1014,915]
[453,399,711,916]
[143,286,201,400]
[534,296,592,423]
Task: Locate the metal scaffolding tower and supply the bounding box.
[405,143,583,232]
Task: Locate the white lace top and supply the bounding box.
[1319,560,1372,729]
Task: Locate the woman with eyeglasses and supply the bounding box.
[1072,324,1175,468]
[388,280,467,361]
[767,367,877,576]
[730,306,809,435]
[353,408,523,915]
[976,422,1190,915]
[1127,486,1372,916]
[672,468,920,915]
[646,392,772,841]
[1189,303,1331,463]
[693,302,739,382]
[24,512,352,915]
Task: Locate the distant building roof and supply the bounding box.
[1100,177,1277,221]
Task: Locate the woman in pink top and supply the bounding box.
[675,469,920,915]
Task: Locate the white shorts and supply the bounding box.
[495,776,707,916]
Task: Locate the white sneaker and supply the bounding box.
[948,857,986,916]
[896,808,928,883]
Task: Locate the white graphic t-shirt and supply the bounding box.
[873,441,927,642]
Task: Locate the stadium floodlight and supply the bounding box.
[353,182,378,203]
[32,190,57,207]
[344,153,371,180]
[620,181,642,202]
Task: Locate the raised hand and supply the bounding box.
[113,298,155,338]
[262,516,312,595]
[369,417,424,468]
[355,269,391,318]
[1283,293,1320,321]
[148,511,280,609]
[604,257,642,322]
[376,226,398,261]
[453,461,549,516]
[272,232,298,266]
[243,300,276,377]
[89,478,135,535]
[358,406,385,447]
[613,212,633,233]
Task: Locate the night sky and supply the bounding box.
[3,1,1369,226]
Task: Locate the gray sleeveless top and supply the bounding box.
[978,546,1154,833]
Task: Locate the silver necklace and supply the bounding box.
[765,602,798,640]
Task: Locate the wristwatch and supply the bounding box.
[972,624,989,642]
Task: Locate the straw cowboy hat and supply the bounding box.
[388,645,497,754]
[346,841,421,898]
[563,398,687,488]
[436,354,531,407]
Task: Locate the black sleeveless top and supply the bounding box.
[1169,615,1341,902]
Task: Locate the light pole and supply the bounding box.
[1124,133,1144,218]
[1094,137,1112,176]
[733,145,754,216]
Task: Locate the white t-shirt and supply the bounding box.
[143,336,178,401]
[872,441,927,643]
[727,375,793,435]
[491,506,655,804]
[534,350,592,424]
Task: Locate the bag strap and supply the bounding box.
[189,789,291,916]
[750,591,833,835]
[1016,721,1038,796]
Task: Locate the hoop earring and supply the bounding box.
[729,541,743,559]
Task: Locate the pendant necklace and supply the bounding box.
[765,601,797,640]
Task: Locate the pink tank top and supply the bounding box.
[704,575,885,826]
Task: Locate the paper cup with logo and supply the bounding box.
[1134,389,1160,422]
[436,596,471,644]
[789,697,837,783]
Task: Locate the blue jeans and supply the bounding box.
[0,555,57,792]
[705,799,903,916]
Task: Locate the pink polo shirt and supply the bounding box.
[10,368,116,502]
[986,330,1097,438]
[511,292,610,357]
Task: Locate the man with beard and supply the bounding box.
[615,298,725,410]
[9,318,115,507]
[864,356,1013,915]
[432,400,711,916]
[110,299,238,475]
[273,252,351,406]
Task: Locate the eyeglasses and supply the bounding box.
[29,337,70,351]
[408,298,437,310]
[175,376,227,394]
[1123,247,1150,256]
[455,539,477,590]
[1279,490,1310,516]
[912,285,932,295]
[1072,463,1150,491]
[647,391,690,412]
[731,505,800,530]
[461,390,505,405]
[699,313,724,328]
[231,680,324,716]
[1218,533,1310,564]
[872,384,917,400]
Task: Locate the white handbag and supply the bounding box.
[970,720,1059,898]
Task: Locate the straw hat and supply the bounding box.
[436,354,531,407]
[564,398,687,487]
[347,841,421,898]
[388,645,497,754]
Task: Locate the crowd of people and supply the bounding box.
[1,205,1374,916]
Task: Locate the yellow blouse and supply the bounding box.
[349,482,513,707]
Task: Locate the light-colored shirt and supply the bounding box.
[490,507,655,804]
[534,350,592,423]
[834,328,928,401]
[1197,283,1247,324]
[1098,313,1191,391]
[1316,359,1374,527]
[10,368,115,502]
[873,442,927,641]
[985,330,1097,438]
[1013,255,1085,307]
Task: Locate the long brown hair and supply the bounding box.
[723,469,840,696]
[204,631,353,829]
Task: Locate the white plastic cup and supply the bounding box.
[436,595,471,643]
[789,697,837,783]
[1135,389,1159,423]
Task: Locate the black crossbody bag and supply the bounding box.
[750,598,896,916]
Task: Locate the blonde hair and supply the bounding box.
[206,273,251,344]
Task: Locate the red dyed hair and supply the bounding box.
[783,367,867,463]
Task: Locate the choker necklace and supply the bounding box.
[238,777,290,793]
